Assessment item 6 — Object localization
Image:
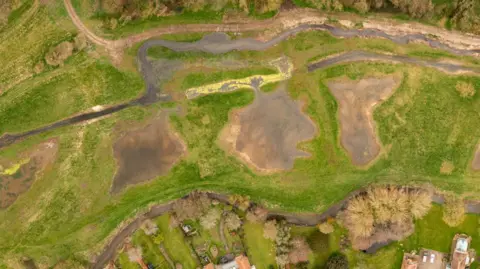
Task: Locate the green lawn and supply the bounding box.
[0,1,144,135]
[290,226,342,268]
[0,54,143,134]
[243,222,277,269]
[403,205,480,253]
[117,252,140,269]
[155,214,199,269]
[132,230,169,268]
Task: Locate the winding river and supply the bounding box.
[1,23,480,149]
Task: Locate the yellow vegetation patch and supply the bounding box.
[455,81,476,98]
[440,161,455,174]
[0,158,30,175]
[184,57,293,99]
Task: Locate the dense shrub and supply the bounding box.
[318,222,335,234]
[325,252,349,269]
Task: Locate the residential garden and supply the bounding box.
[111,189,479,269]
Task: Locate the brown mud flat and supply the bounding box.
[111,115,185,193]
[326,75,402,166]
[472,144,480,170]
[219,82,317,172]
[0,139,58,209]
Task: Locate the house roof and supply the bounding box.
[203,263,215,269]
[401,254,418,269]
[455,238,468,253]
[451,252,468,269]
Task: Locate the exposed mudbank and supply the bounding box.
[308,50,480,74]
[111,114,185,193]
[326,75,402,166]
[0,139,58,208]
[219,82,316,172]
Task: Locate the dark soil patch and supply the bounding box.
[0,139,58,209]
[326,75,401,166]
[220,82,316,172]
[111,114,185,193]
[472,144,480,170]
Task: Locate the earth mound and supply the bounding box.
[0,139,58,208]
[326,75,402,166]
[220,82,316,172]
[111,114,185,193]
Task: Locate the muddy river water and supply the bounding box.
[1,24,479,149]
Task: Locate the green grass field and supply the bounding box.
[0,1,144,135]
[344,205,480,268]
[132,231,169,268]
[155,214,199,269]
[243,222,277,269]
[2,4,480,268]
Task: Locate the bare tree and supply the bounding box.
[288,237,311,264]
[228,194,251,211]
[264,220,278,241]
[225,212,242,231]
[409,190,432,219]
[172,192,211,221]
[343,196,374,238]
[442,195,465,227]
[200,208,221,230]
[246,206,269,223]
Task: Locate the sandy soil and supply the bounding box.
[219,82,316,172]
[472,144,480,171]
[0,139,58,208]
[326,75,401,166]
[111,114,185,193]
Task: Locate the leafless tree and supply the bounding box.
[288,237,311,264]
[200,208,221,229]
[225,211,242,231]
[264,220,278,241]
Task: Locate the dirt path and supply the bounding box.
[219,213,230,252]
[64,0,480,57]
[159,245,175,269]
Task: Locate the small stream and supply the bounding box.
[1,24,480,149]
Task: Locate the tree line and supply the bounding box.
[96,0,479,34]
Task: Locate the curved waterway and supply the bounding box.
[1,24,480,149]
[91,190,480,269]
